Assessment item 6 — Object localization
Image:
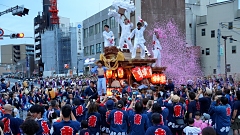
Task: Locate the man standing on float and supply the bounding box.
[103,25,115,47]
[128,20,148,59]
[119,16,133,52]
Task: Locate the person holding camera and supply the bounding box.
[84,81,98,100]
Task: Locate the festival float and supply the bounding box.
[99,0,167,96]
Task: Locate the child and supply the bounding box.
[183,118,201,135]
[80,120,90,135]
[200,113,212,130]
[193,111,203,128]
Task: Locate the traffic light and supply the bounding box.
[10,33,24,39]
[12,6,29,17]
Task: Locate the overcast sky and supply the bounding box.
[0,0,225,45]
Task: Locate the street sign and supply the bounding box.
[78,24,81,29]
[0,28,4,36]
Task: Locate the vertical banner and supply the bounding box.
[220,45,224,56]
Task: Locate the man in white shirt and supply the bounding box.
[152,31,162,67]
[183,118,201,135]
[103,25,115,47]
[119,17,133,52]
[128,21,148,59]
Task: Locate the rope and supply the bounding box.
[100,52,125,70]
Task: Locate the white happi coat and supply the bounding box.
[152,34,162,67]
[103,30,114,47]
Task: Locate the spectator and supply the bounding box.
[86,101,101,134]
[231,90,240,135]
[209,96,231,135]
[193,111,202,128]
[201,113,212,130]
[122,80,132,97]
[30,105,51,135]
[52,105,80,135]
[20,118,39,135]
[186,91,197,119]
[0,104,23,135]
[0,78,10,92]
[145,113,172,135]
[183,118,201,135]
[202,127,216,135]
[80,120,90,135]
[84,81,98,99]
[72,98,86,123]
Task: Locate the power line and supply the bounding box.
[1,27,16,33]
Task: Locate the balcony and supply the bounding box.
[34,24,40,29]
[196,15,207,25]
[26,51,34,55]
[26,47,34,50]
[35,57,41,61]
[35,33,40,38]
[35,41,40,45]
[35,49,41,54]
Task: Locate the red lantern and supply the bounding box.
[141,66,148,78]
[106,70,112,79]
[146,66,152,78]
[151,74,159,84]
[132,67,144,81]
[160,74,166,84]
[117,67,124,78]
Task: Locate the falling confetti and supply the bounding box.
[146,20,203,85]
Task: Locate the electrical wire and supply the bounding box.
[0,4,10,7]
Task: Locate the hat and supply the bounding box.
[106,99,114,110]
[150,86,156,91]
[3,104,13,111]
[206,87,212,95]
[133,82,139,85]
[203,113,210,120]
[117,100,124,108]
[171,95,180,103]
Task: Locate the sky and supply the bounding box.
[0,0,225,45]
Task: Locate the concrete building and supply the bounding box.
[196,0,240,76]
[34,0,53,76]
[41,24,78,76]
[0,44,34,76]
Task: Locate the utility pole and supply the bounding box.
[217,27,221,76]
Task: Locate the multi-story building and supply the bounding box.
[196,0,240,76]
[41,22,78,75]
[0,44,34,76]
[34,0,53,76]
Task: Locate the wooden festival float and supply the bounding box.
[100,46,167,95]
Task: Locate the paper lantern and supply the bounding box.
[151,73,160,84]
[117,67,124,78]
[132,67,144,81]
[141,66,148,78]
[160,74,166,84]
[146,66,152,78]
[106,70,113,79]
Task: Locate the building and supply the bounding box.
[0,44,34,76]
[41,20,78,76]
[34,0,53,76]
[196,0,240,76]
[82,0,186,74]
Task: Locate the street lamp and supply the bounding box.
[221,36,237,78]
[77,58,82,76]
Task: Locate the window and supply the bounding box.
[110,17,116,28]
[226,64,231,72]
[96,43,102,53]
[84,46,89,56]
[230,38,233,43]
[201,29,206,36]
[206,48,210,55]
[90,45,94,54]
[84,28,88,38]
[228,22,233,29]
[211,30,215,38]
[189,23,192,28]
[102,19,108,31]
[232,46,236,54]
[213,69,216,74]
[89,26,94,36]
[202,50,204,54]
[95,23,100,34]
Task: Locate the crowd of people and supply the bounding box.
[0,74,239,135]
